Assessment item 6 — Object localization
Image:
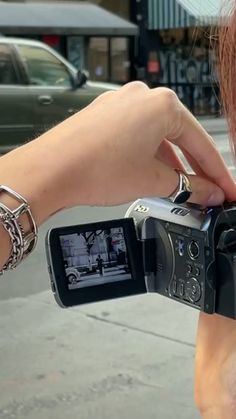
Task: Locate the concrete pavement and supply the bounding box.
[0,289,200,419]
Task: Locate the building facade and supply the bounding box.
[90,0,222,115]
[65,0,133,83]
[1,0,225,114]
[0,0,136,84]
[144,0,223,115]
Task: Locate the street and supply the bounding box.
[0,118,232,419]
[69,267,131,290]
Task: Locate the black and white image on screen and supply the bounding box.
[59,227,132,290]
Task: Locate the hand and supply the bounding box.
[1,82,236,227]
[23,81,236,209]
[0,84,236,404]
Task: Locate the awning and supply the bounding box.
[0,1,138,36]
[148,0,229,30]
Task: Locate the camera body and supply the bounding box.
[126,198,236,319]
[46,198,236,319]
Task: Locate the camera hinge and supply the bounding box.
[142,238,156,273]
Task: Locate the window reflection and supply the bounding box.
[111,38,129,83]
[88,37,130,83]
[17,45,72,87]
[88,38,108,81]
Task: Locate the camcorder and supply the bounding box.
[45,198,236,319]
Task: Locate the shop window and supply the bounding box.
[42,35,61,53]
[111,38,129,83]
[67,36,85,70]
[88,38,108,81]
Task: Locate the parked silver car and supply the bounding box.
[0,37,119,152]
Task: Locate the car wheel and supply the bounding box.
[67,273,78,284]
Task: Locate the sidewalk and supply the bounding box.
[0,289,200,419]
[198,116,228,135]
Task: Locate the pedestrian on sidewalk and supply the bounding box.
[96,255,104,277]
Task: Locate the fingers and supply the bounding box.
[165,101,236,201]
[180,148,206,178]
[157,140,185,171]
[146,159,225,206]
[157,142,226,205]
[119,80,149,94]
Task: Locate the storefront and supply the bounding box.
[0,1,137,84]
[145,0,226,115]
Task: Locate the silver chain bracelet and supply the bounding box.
[0,185,38,274]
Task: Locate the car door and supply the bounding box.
[15,43,93,135]
[0,43,36,151]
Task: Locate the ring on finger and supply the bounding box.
[168,169,192,204]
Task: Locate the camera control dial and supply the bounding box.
[188,241,200,260]
[186,277,201,303]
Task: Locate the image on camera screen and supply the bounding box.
[59,227,132,290]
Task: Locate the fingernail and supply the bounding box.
[206,189,225,206]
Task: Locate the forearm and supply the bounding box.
[0,114,90,269]
[195,313,236,419]
[200,406,236,419]
[0,83,235,271]
[196,378,236,419]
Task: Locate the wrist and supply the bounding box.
[39,113,98,208]
[0,135,68,225]
[0,131,72,269]
[0,111,94,224]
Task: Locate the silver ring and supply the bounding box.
[168,170,192,204]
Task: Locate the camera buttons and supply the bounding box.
[178,239,184,257]
[195,267,200,277]
[186,277,201,303]
[188,241,200,260]
[186,264,192,274]
[172,280,185,298]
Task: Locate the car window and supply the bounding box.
[0,44,18,85]
[17,44,72,87]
